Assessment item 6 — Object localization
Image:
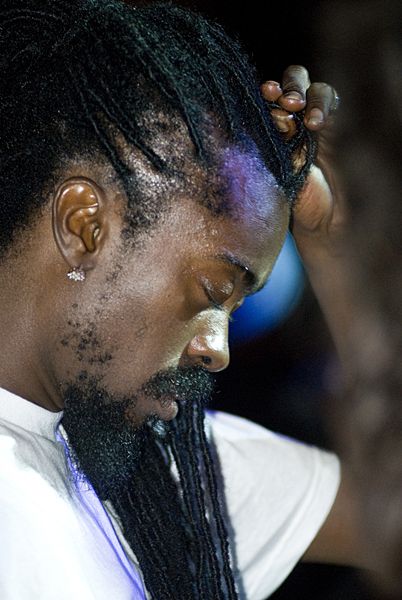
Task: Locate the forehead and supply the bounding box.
[211,145,289,271]
[153,144,290,286]
[218,145,284,220]
[117,139,290,292]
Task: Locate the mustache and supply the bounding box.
[61,365,215,440]
[141,365,215,407]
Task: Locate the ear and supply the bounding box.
[52,177,109,273]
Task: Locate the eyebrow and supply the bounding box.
[213,251,266,296]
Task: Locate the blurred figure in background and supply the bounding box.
[312,0,402,594]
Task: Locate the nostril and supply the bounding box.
[185,335,229,371]
[201,356,212,366]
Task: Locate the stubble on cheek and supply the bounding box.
[57,288,150,381]
[60,318,114,365]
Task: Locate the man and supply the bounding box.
[0,1,362,598]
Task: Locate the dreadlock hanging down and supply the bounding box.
[111,395,239,600]
[1,1,317,597]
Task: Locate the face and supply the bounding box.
[53,151,287,396]
[43,145,289,489]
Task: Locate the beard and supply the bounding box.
[60,365,214,500]
[60,366,238,599]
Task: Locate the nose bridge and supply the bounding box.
[186,313,230,372]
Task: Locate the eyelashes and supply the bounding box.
[204,286,226,310]
[201,276,234,304]
[202,284,240,323]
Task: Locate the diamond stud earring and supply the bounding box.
[67,266,86,282]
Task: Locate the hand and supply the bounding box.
[261,65,345,261]
[262,66,355,367]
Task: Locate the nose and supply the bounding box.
[185,323,230,372]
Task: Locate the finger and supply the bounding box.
[271,108,297,139]
[304,82,337,130]
[278,65,310,111]
[261,80,283,103]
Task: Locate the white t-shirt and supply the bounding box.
[0,387,340,600]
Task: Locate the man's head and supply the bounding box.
[0,0,314,409]
[0,1,315,597]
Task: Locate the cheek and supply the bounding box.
[60,281,191,394]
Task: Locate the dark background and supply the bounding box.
[130,1,379,598]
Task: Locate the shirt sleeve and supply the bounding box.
[207,411,341,600]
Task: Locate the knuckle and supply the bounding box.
[310,82,332,94]
[306,94,322,105]
[282,65,310,94]
[307,82,334,107]
[286,64,308,76]
[282,81,303,93]
[308,82,333,101]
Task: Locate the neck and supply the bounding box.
[0,256,61,412]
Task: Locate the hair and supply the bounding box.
[319,0,402,594]
[0,0,316,257]
[111,397,239,600]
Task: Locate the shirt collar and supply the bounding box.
[0,387,63,441]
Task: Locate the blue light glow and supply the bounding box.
[230,234,304,343]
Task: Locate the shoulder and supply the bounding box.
[206,411,341,600]
[206,410,339,485]
[0,422,95,598]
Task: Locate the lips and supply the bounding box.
[153,395,179,421]
[129,365,213,425]
[125,394,179,426]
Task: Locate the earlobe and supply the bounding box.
[52,177,108,273]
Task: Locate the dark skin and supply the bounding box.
[0,66,370,571]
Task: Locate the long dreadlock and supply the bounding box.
[1,1,317,597]
[110,396,239,599]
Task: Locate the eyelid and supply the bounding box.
[204,287,237,322]
[201,280,243,323]
[200,277,234,303]
[203,284,226,310]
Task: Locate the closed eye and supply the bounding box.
[203,285,226,311]
[203,286,242,323]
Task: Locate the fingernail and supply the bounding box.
[271,109,293,133]
[284,91,303,103]
[275,119,290,133]
[307,108,324,126]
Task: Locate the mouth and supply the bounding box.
[153,395,179,421]
[125,393,179,426]
[125,365,212,426]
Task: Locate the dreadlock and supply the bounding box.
[1,1,316,597]
[0,0,315,256]
[109,396,239,599]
